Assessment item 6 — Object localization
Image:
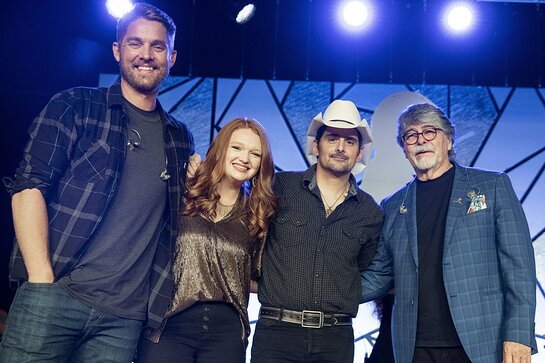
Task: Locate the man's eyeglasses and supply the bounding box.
[402,128,443,145]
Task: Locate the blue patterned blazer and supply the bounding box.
[361,162,536,363]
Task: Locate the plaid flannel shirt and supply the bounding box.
[7,82,194,328]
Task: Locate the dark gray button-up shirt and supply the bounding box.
[258,165,383,316]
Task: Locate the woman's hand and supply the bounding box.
[187,154,202,179]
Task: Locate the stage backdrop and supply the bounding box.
[100,74,545,362]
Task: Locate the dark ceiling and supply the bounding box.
[184,0,545,87]
[2,0,544,96]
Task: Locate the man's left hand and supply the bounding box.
[503,341,531,363]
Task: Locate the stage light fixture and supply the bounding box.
[443,2,475,34]
[338,0,373,32]
[236,4,256,24]
[106,0,134,19]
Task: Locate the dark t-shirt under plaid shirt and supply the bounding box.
[258,165,384,316]
[7,83,194,329]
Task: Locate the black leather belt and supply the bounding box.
[259,306,352,328]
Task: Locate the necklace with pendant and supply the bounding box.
[320,186,348,217]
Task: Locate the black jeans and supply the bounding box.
[412,346,471,363]
[137,302,245,363]
[250,318,354,363]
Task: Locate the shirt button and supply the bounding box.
[204,306,210,312]
[203,316,209,322]
[315,273,319,277]
[202,324,208,330]
[410,300,415,306]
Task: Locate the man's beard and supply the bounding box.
[411,145,438,171]
[318,152,354,175]
[120,62,168,94]
[414,155,438,170]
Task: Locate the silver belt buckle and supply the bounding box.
[301,310,324,328]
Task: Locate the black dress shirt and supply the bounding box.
[258,165,384,316]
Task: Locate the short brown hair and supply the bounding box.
[117,3,176,51]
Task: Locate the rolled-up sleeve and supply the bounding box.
[10,92,77,199]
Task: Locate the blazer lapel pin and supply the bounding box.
[452,197,463,205]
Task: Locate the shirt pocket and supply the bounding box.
[70,138,111,183]
[337,224,368,257]
[274,209,308,247]
[342,223,366,242]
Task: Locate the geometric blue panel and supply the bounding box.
[489,86,513,110]
[342,83,409,111]
[169,78,214,157]
[335,82,354,99]
[521,169,545,238]
[353,301,381,359]
[449,86,496,166]
[409,84,449,111]
[535,233,545,285]
[283,81,330,152]
[539,88,545,104]
[159,77,200,112]
[215,78,244,123]
[268,80,292,104]
[507,153,545,201]
[475,88,545,171]
[161,75,190,90]
[98,73,119,87]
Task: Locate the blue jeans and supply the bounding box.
[0,282,142,363]
[250,318,354,363]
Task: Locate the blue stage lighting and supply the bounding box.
[338,0,373,32]
[106,0,134,19]
[443,2,475,34]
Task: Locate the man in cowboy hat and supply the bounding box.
[251,99,384,363]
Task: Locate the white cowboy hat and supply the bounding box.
[305,99,373,175]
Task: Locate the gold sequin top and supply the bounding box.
[166,206,264,341]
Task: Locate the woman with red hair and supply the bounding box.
[138,118,277,362]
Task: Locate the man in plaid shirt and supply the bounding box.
[0,3,193,362]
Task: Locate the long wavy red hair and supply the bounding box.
[183,118,277,240]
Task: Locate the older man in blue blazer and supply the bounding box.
[361,103,536,363]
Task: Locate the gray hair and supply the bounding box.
[396,103,456,161]
[117,3,176,51]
